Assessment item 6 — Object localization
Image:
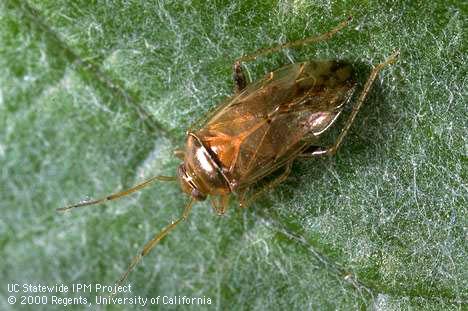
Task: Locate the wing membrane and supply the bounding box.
[195,60,356,189]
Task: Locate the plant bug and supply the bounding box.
[58,16,399,287]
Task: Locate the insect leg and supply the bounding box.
[302,51,400,157]
[211,195,231,215]
[57,175,177,212]
[236,16,352,64]
[233,61,248,93]
[115,198,194,288]
[239,162,293,208]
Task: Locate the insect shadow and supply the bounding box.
[57,17,399,290]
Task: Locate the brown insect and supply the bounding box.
[58,17,399,286]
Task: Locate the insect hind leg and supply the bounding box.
[301,51,400,157]
[232,17,352,94]
[236,16,352,64]
[233,61,248,93]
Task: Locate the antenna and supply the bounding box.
[57,175,177,212]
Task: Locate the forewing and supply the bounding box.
[197,60,356,188]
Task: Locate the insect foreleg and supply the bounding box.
[210,195,230,215]
[303,51,400,157]
[115,198,194,288]
[239,162,293,208]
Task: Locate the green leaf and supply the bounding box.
[1,1,465,310]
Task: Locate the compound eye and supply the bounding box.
[191,188,207,201]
